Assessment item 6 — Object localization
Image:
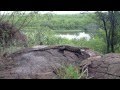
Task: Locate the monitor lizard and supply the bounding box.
[5,45,89,58]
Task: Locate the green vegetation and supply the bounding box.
[23,27,106,53]
[20,12,105,53]
[0,11,107,54]
[55,64,88,79]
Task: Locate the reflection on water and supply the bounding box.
[55,32,91,41]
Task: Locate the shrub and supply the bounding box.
[55,64,88,79]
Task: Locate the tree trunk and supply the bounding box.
[109,11,115,53]
[102,17,110,53]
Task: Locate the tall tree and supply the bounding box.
[96,11,119,53]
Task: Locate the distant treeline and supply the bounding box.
[0,12,98,33]
[28,13,98,32]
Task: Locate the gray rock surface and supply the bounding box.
[3,45,120,79]
[80,53,120,79]
[0,45,91,79]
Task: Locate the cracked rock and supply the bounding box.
[87,53,120,79]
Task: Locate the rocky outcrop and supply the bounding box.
[1,45,120,79]
[80,53,120,79]
[0,45,91,79]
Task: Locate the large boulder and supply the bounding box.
[3,45,120,79]
[80,53,120,79]
[0,45,91,79]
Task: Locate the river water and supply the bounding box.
[55,32,91,41]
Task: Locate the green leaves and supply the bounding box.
[55,64,87,79]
